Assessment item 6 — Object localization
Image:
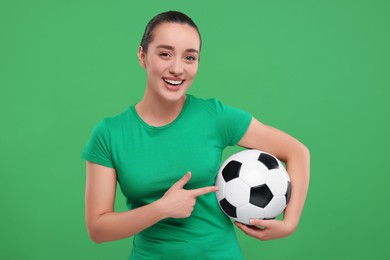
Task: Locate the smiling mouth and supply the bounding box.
[163,78,184,86]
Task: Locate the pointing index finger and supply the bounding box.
[190,186,219,197]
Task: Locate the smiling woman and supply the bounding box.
[137,22,200,113]
[80,10,310,260]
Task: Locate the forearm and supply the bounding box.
[283,144,310,229]
[88,200,166,243]
[86,168,215,244]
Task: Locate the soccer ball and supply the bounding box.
[215,149,291,225]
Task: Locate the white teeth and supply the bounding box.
[164,79,183,86]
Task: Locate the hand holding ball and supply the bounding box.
[215,150,291,225]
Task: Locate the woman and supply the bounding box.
[81,11,310,259]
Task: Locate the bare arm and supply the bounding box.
[235,117,310,240]
[85,162,217,243]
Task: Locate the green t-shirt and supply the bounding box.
[81,94,252,260]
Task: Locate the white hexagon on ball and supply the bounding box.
[236,203,265,225]
[264,196,287,219]
[266,170,288,196]
[225,178,250,207]
[239,160,268,187]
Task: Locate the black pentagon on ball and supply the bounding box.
[219,198,237,218]
[222,160,242,182]
[285,181,292,204]
[250,184,274,208]
[257,153,279,170]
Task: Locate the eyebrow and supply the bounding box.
[156,44,199,54]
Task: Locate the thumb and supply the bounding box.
[170,171,191,190]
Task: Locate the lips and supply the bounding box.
[162,77,185,91]
[162,78,184,86]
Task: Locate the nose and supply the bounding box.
[169,57,183,75]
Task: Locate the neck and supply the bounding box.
[135,88,187,127]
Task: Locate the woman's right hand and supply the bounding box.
[156,171,218,218]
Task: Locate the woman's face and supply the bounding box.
[138,22,200,102]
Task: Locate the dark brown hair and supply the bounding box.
[140,11,202,53]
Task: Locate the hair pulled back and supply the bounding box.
[140,11,202,53]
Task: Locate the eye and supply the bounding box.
[159,52,171,59]
[185,55,197,61]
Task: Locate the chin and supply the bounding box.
[161,90,188,103]
[159,84,190,102]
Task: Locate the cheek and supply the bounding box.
[147,64,162,78]
[187,64,199,79]
[147,60,165,78]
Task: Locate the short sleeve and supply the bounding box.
[213,99,253,147]
[80,118,114,168]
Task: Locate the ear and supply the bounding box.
[138,46,146,68]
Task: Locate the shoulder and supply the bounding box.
[187,94,225,116]
[95,106,133,133]
[187,94,248,119]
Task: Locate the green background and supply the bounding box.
[1,0,389,259]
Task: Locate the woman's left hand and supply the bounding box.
[234,219,296,241]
